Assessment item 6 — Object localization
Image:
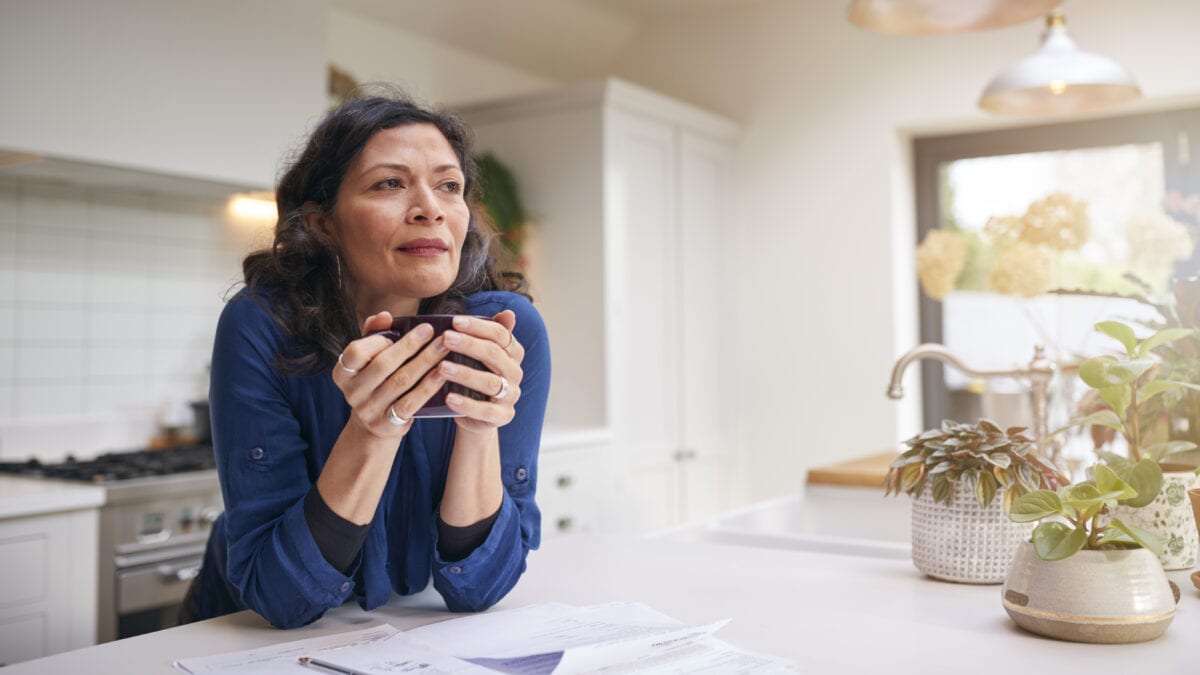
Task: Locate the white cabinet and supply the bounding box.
[0,1,326,187]
[461,80,742,533]
[0,508,98,666]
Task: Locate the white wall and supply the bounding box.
[327,7,555,109]
[607,0,1200,499]
[0,0,327,187]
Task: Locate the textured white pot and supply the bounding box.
[910,480,1033,584]
[1002,541,1178,643]
[1110,466,1200,570]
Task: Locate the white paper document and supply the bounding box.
[173,602,794,674]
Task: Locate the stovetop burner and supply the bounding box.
[0,444,216,483]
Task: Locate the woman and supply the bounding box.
[182,94,549,628]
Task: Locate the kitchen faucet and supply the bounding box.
[886,343,1057,460]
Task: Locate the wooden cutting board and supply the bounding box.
[805,451,899,488]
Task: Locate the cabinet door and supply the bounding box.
[536,445,611,537]
[604,110,683,531]
[677,131,739,521]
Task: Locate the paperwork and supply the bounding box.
[173,602,794,674]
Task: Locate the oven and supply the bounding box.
[0,445,223,643]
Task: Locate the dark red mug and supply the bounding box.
[369,314,488,418]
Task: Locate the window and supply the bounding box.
[913,108,1200,466]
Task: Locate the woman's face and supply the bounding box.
[325,123,470,317]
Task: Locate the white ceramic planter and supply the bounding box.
[1002,541,1178,643]
[1111,466,1200,570]
[910,481,1033,584]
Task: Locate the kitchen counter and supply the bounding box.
[6,534,1195,673]
[0,475,105,520]
[805,450,898,488]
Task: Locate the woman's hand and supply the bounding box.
[332,312,448,439]
[440,310,525,435]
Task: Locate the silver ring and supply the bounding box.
[502,332,515,353]
[386,405,408,426]
[337,352,359,375]
[493,376,510,401]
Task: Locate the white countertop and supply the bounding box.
[6,533,1196,673]
[0,475,105,520]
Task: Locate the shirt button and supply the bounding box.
[449,565,463,575]
[340,581,352,593]
[515,467,527,481]
[250,447,265,460]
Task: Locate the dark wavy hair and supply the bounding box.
[242,92,528,375]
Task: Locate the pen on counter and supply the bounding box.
[297,655,370,675]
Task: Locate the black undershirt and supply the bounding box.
[303,486,499,572]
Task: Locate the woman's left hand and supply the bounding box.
[440,310,525,434]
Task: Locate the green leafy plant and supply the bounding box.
[474,152,530,259]
[885,419,1068,512]
[1008,463,1164,560]
[1067,320,1198,463]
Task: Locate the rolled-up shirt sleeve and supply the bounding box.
[210,295,355,629]
[432,293,550,612]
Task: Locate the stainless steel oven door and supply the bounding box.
[114,543,205,639]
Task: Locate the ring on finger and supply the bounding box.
[502,331,515,353]
[386,405,408,426]
[493,375,510,401]
[337,352,359,375]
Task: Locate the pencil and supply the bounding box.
[297,655,370,675]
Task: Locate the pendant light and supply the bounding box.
[979,11,1141,116]
[848,0,1061,35]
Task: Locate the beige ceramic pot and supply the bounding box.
[911,481,1033,584]
[1002,541,1178,644]
[1110,465,1200,570]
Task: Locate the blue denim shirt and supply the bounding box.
[205,289,548,628]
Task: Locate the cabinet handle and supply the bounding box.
[557,516,574,532]
[556,474,573,489]
[673,448,697,462]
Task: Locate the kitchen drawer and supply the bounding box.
[537,444,612,537]
[0,534,46,607]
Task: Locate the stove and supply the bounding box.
[0,444,224,643]
[0,444,216,483]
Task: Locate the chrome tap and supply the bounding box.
[887,344,1056,458]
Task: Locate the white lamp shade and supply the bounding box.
[979,17,1141,115]
[848,0,1062,35]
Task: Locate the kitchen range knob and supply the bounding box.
[199,506,222,526]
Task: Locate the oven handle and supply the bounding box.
[157,561,201,581]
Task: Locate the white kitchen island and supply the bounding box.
[4,533,1195,673]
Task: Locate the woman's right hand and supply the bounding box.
[332,311,448,439]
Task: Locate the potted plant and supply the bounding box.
[1068,320,1200,569]
[1002,464,1179,643]
[884,419,1067,583]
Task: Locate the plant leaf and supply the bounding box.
[1096,320,1138,356]
[1136,327,1195,357]
[1079,356,1120,388]
[1032,521,1088,561]
[1098,385,1130,421]
[1108,517,1163,556]
[1062,483,1126,513]
[1098,451,1133,475]
[1072,410,1126,434]
[1140,380,1182,403]
[1093,463,1137,502]
[1002,483,1027,514]
[931,476,951,504]
[1144,441,1199,463]
[1118,458,1163,508]
[900,463,923,492]
[975,470,998,508]
[1008,490,1062,522]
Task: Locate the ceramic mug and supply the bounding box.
[1190,487,1200,548]
[370,315,489,418]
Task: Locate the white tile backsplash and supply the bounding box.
[15,345,86,381]
[1,175,241,440]
[15,266,89,306]
[20,183,88,232]
[16,307,83,343]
